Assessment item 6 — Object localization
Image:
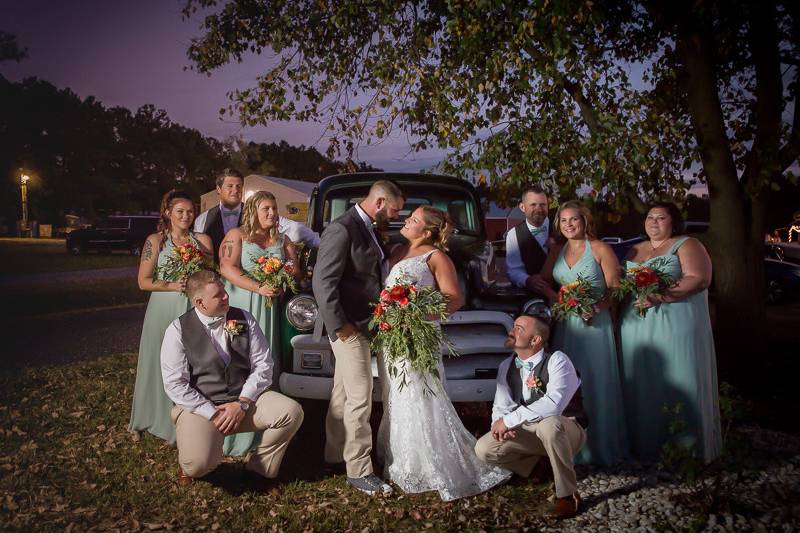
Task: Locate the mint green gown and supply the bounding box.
[619,237,722,463]
[551,239,629,466]
[221,236,286,454]
[128,234,257,456]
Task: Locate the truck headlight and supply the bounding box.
[286,294,318,331]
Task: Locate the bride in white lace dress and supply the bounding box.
[377,206,511,501]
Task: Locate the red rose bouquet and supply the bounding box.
[154,242,210,284]
[614,265,674,317]
[551,277,599,323]
[369,281,456,394]
[246,255,299,308]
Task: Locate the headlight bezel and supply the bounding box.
[285,294,319,332]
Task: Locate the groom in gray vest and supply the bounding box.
[160,269,303,484]
[475,314,588,520]
[313,180,405,495]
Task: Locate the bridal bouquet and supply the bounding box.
[155,242,210,283]
[551,277,599,323]
[614,265,674,317]
[369,281,455,394]
[246,255,298,308]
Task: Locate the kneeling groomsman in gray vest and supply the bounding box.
[475,314,588,520]
[160,269,304,484]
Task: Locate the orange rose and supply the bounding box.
[373,304,385,317]
[257,256,267,265]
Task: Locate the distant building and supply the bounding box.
[201,175,317,222]
[484,202,525,242]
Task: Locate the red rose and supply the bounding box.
[398,297,409,307]
[181,253,191,262]
[567,297,579,308]
[634,269,658,287]
[389,285,408,300]
[379,322,391,332]
[380,289,391,302]
[373,304,385,317]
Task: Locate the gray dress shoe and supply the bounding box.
[347,474,394,496]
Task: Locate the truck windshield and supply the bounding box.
[322,186,480,236]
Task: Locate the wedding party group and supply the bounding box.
[126,170,722,520]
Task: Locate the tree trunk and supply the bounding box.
[676,11,766,382]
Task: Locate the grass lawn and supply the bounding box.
[0,354,557,532]
[0,238,139,275]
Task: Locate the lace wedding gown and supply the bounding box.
[376,251,512,501]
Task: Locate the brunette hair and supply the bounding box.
[158,189,195,250]
[554,200,597,241]
[520,185,548,203]
[368,180,405,202]
[647,202,685,236]
[186,269,220,302]
[241,190,280,242]
[419,205,454,251]
[215,168,244,188]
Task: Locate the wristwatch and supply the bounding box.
[238,400,250,413]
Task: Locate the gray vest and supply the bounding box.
[179,307,251,405]
[506,352,589,428]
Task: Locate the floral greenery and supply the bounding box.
[153,243,211,283]
[245,255,298,308]
[551,276,598,323]
[613,261,675,317]
[368,282,455,394]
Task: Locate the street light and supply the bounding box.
[20,173,30,232]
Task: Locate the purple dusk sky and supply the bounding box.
[1,0,444,171]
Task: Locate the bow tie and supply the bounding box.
[206,316,225,328]
[530,225,547,237]
[222,209,239,218]
[514,357,535,371]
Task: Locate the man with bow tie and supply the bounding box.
[475,314,588,520]
[312,180,404,495]
[505,186,553,295]
[160,269,304,484]
[194,169,321,262]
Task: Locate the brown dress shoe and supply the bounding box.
[529,458,554,485]
[550,492,581,520]
[178,468,193,486]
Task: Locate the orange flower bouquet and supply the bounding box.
[247,255,299,308]
[614,265,674,317]
[551,277,599,323]
[155,242,210,284]
[369,280,455,394]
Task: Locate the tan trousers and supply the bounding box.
[475,416,586,498]
[172,391,304,479]
[324,333,374,478]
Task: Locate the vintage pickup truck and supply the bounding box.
[275,173,541,401]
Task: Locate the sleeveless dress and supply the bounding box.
[129,234,257,457]
[376,250,512,501]
[221,236,286,455]
[619,237,722,463]
[551,239,629,466]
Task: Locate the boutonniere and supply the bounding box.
[526,374,546,395]
[223,320,245,338]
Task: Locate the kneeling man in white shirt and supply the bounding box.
[475,314,588,519]
[161,269,303,482]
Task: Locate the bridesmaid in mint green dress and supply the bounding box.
[538,200,629,466]
[220,191,299,453]
[619,203,722,463]
[129,191,212,442]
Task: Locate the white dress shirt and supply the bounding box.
[491,348,581,429]
[278,216,320,248]
[505,217,549,288]
[193,203,242,236]
[160,308,273,420]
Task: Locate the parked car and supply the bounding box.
[276,173,534,402]
[608,236,800,304]
[65,215,159,255]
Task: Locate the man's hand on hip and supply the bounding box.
[335,322,356,341]
[211,402,246,435]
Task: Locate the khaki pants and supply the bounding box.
[475,416,586,498]
[324,333,374,478]
[172,391,304,479]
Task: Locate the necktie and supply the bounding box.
[514,357,534,371]
[530,225,546,237]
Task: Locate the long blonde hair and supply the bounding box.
[419,205,454,251]
[241,191,280,242]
